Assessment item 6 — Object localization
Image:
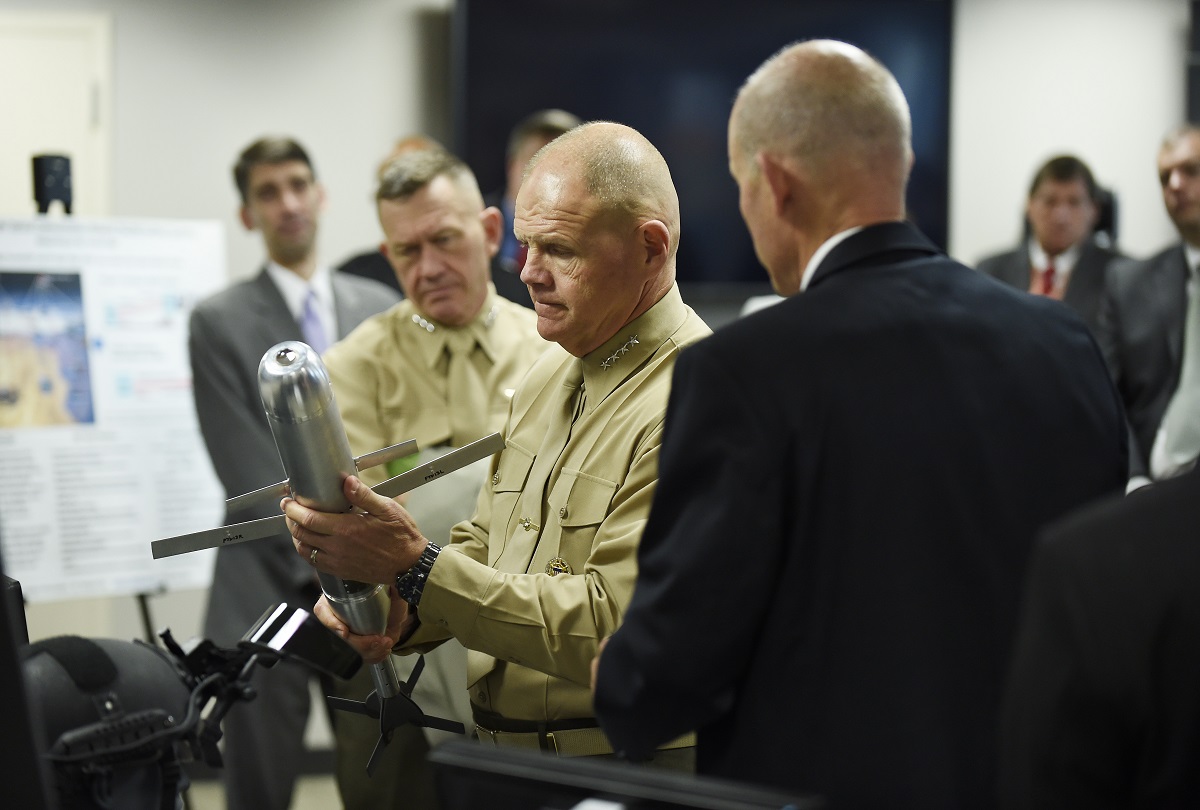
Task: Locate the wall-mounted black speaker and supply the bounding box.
[32,154,72,215]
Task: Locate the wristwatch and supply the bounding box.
[395,542,441,607]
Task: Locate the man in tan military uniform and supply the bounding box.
[286,122,710,765]
[321,148,546,808]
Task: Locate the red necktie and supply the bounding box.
[1040,258,1056,295]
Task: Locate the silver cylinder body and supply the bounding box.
[258,341,401,697]
[259,342,356,513]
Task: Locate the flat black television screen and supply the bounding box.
[452,0,952,286]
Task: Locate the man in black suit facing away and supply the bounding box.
[999,467,1200,808]
[593,39,1127,809]
[1097,124,1200,487]
[977,155,1122,335]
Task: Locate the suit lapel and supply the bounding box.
[1004,252,1031,289]
[250,267,302,349]
[1061,242,1106,316]
[808,222,942,289]
[331,274,358,340]
[1161,246,1190,372]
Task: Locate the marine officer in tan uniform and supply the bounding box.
[321,148,546,809]
[284,121,710,765]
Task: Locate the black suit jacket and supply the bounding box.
[1094,244,1189,476]
[976,238,1122,336]
[999,468,1200,809]
[595,222,1128,809]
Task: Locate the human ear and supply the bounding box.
[638,219,670,271]
[756,152,794,217]
[480,206,504,258]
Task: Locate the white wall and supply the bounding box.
[1,0,453,284]
[0,0,1192,644]
[2,0,1187,280]
[952,0,1190,262]
[0,0,453,651]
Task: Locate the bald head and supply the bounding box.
[514,122,680,357]
[526,121,682,264]
[731,40,912,195]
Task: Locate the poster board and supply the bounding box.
[0,216,225,602]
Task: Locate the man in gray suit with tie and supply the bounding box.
[977,155,1122,336]
[188,136,400,810]
[1096,125,1200,487]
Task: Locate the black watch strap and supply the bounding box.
[395,542,441,607]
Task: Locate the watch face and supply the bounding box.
[397,543,440,606]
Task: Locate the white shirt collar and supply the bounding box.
[265,262,337,339]
[799,226,864,292]
[1184,244,1200,278]
[1029,238,1084,276]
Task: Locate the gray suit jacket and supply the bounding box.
[1094,244,1189,477]
[976,238,1123,336]
[190,268,400,644]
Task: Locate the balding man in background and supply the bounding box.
[1097,125,1200,486]
[285,122,710,764]
[593,40,1126,808]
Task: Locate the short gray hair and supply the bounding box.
[375,148,484,207]
[732,40,911,184]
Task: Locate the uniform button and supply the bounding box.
[491,473,500,486]
[438,619,448,627]
[476,690,486,703]
[558,506,567,518]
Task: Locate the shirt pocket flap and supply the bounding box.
[491,443,534,494]
[556,471,618,528]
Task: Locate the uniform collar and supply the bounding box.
[408,284,502,370]
[578,283,689,412]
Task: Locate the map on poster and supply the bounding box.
[0,217,226,602]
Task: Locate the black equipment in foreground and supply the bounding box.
[21,602,359,810]
[429,739,826,810]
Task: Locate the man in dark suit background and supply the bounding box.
[1096,124,1200,487]
[188,136,400,810]
[484,108,581,307]
[977,155,1122,335]
[999,467,1200,808]
[593,40,1128,809]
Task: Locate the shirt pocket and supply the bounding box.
[548,469,617,569]
[488,442,534,563]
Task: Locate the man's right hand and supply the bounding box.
[313,589,413,665]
